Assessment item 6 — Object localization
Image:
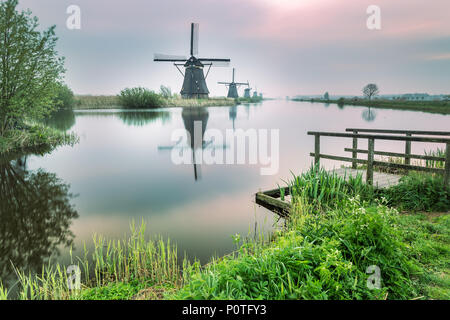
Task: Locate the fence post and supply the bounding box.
[314,134,320,166]
[405,133,412,166]
[352,130,358,169]
[367,138,374,186]
[445,142,450,190]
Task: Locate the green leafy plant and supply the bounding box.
[118,87,163,108]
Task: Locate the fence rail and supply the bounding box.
[307,129,450,188]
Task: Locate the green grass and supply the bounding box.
[295,98,450,114]
[380,172,450,212]
[74,91,236,110]
[3,168,448,300]
[7,221,196,300]
[74,95,121,109]
[0,124,78,155]
[170,168,449,300]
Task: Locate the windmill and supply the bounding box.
[154,23,230,99]
[252,86,258,98]
[218,68,249,98]
[243,83,252,99]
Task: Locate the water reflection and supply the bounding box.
[0,153,78,282]
[74,110,172,127]
[362,107,377,122]
[117,110,171,126]
[44,109,76,131]
[158,107,229,181]
[229,106,237,130]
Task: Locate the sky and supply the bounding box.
[17,0,450,97]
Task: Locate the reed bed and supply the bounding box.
[7,221,196,300]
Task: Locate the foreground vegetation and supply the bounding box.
[0,1,77,155]
[1,166,448,300]
[295,98,450,114]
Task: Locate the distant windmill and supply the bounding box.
[243,83,252,98]
[218,68,249,98]
[154,23,230,99]
[252,86,258,98]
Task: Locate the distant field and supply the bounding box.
[293,98,450,114]
[74,95,236,109]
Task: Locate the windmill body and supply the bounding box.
[218,68,249,99]
[244,87,251,98]
[154,23,230,99]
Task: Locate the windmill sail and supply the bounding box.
[191,23,199,56]
[154,54,187,62]
[154,22,230,98]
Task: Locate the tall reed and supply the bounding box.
[10,221,193,300]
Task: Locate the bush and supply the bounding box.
[381,173,450,212]
[118,87,163,108]
[172,197,420,300]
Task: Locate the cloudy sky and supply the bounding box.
[18,0,450,97]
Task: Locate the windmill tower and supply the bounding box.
[244,83,252,98]
[218,68,249,98]
[252,87,258,98]
[154,23,230,99]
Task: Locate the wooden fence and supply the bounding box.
[308,129,450,188]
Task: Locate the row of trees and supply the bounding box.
[0,0,70,137]
[323,84,380,101]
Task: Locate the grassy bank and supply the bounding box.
[0,124,78,155]
[1,167,448,300]
[74,95,236,110]
[294,98,450,114]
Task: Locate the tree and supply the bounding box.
[0,0,65,135]
[52,83,75,110]
[363,84,379,100]
[160,85,172,99]
[324,92,330,100]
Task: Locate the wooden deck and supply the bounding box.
[255,168,403,217]
[330,168,402,189]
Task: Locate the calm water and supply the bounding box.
[1,100,449,287]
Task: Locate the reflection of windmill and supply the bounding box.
[158,108,227,181]
[154,23,230,99]
[229,106,237,130]
[218,68,249,98]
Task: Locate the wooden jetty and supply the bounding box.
[256,128,450,217]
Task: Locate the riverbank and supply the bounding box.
[1,168,448,300]
[74,95,237,110]
[293,98,450,114]
[0,124,78,155]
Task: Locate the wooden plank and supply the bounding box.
[262,187,290,198]
[373,161,444,174]
[367,138,374,185]
[352,130,358,169]
[345,128,450,136]
[255,192,291,217]
[405,133,412,166]
[344,148,445,161]
[445,143,450,190]
[307,131,450,143]
[310,153,367,164]
[314,134,320,166]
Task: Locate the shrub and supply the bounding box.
[118,87,163,108]
[381,172,450,212]
[172,197,420,300]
